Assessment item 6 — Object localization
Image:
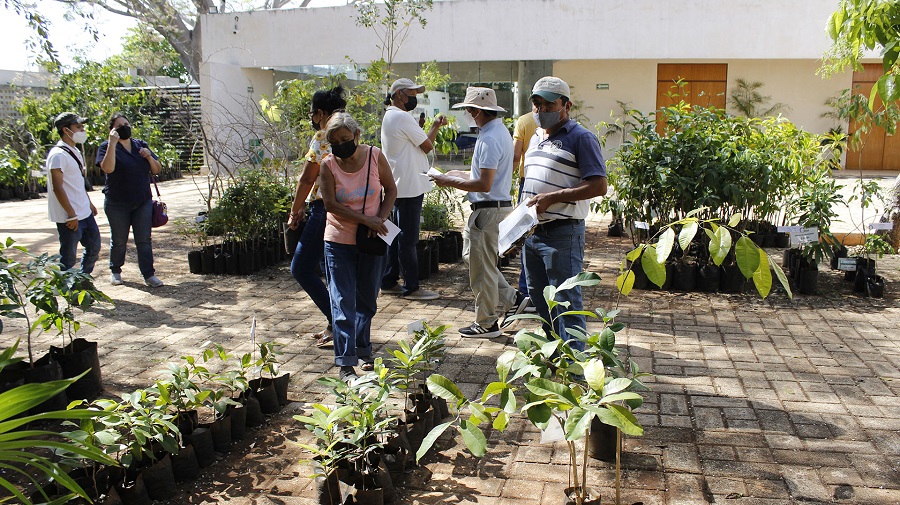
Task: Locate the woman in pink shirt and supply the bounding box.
[319,112,397,381]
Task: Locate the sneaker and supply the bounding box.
[339,366,358,382]
[458,322,502,338]
[500,293,532,329]
[110,273,123,285]
[403,289,440,301]
[382,284,404,295]
[524,304,538,313]
[144,275,164,288]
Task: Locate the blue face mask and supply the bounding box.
[534,110,562,129]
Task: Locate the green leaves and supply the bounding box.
[678,221,698,251]
[735,236,760,278]
[708,226,732,266]
[641,246,667,288]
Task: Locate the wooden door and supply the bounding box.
[656,64,727,132]
[846,64,899,170]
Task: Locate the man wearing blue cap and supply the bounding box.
[44,112,101,274]
[521,77,607,349]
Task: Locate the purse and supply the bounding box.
[354,147,386,256]
[151,175,168,228]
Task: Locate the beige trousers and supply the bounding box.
[463,207,517,327]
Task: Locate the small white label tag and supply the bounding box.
[407,319,425,335]
[539,412,566,444]
[31,170,43,178]
[795,228,819,244]
[777,225,804,233]
[633,221,649,230]
[869,222,894,231]
[837,258,857,271]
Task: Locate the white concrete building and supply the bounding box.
[0,68,55,121]
[199,0,896,170]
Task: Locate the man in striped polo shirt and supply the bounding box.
[522,77,608,350]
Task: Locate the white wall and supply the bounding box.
[555,59,853,153]
[201,0,842,67]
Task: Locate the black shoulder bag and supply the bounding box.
[354,147,387,256]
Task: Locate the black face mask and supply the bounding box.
[331,139,357,159]
[116,125,132,140]
[403,94,418,112]
[312,120,321,131]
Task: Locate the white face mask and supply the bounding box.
[463,109,479,128]
[69,129,88,144]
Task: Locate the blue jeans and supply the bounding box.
[523,220,586,351]
[290,200,331,326]
[382,195,423,294]
[56,215,101,274]
[105,198,154,278]
[325,241,385,367]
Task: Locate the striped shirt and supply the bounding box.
[522,119,606,223]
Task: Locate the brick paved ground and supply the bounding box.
[2,176,899,505]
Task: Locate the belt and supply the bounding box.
[534,218,581,234]
[470,200,512,210]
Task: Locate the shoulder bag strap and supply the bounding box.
[151,174,163,199]
[360,147,373,217]
[59,145,84,171]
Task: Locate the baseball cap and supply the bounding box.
[389,78,425,95]
[54,112,86,130]
[451,87,506,112]
[531,77,571,102]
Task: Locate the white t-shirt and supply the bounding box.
[44,141,91,223]
[381,106,431,198]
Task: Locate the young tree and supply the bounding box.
[354,0,434,71]
[821,0,900,131]
[48,0,295,81]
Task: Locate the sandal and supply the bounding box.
[314,333,333,348]
[359,359,375,372]
[311,326,333,339]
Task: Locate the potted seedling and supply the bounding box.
[420,273,651,505]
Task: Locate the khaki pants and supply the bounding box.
[463,207,517,327]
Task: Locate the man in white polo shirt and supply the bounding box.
[45,112,100,274]
[380,78,447,301]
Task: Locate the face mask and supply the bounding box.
[534,110,562,129]
[462,109,478,128]
[68,129,88,144]
[312,119,321,131]
[116,124,132,140]
[331,139,357,159]
[403,94,418,112]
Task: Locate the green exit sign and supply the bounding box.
[596,84,609,90]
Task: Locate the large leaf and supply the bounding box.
[564,407,593,441]
[583,360,606,392]
[728,213,742,228]
[709,227,732,266]
[602,378,633,396]
[625,246,644,262]
[752,249,773,298]
[735,236,760,279]
[678,221,698,251]
[556,272,602,292]
[427,374,465,403]
[525,378,578,406]
[641,246,667,288]
[525,402,552,430]
[459,419,487,457]
[615,271,634,296]
[769,256,793,299]
[416,421,452,462]
[607,404,644,436]
[656,228,676,263]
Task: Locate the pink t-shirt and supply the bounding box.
[323,146,384,245]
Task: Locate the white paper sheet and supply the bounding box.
[498,201,538,256]
[381,219,401,245]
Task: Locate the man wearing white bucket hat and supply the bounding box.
[380,78,448,301]
[521,76,607,350]
[433,87,523,338]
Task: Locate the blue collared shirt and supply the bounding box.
[96,139,158,203]
[468,117,514,203]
